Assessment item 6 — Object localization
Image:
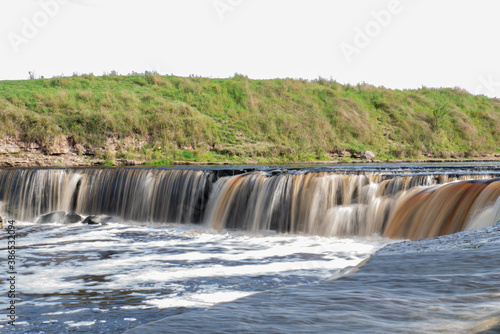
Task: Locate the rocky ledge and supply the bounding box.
[0,137,144,168]
[1,137,499,168]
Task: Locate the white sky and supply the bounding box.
[1,0,499,97]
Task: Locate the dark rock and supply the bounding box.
[82,215,100,225]
[63,212,83,224]
[351,151,361,159]
[36,211,66,224]
[36,211,82,224]
[82,215,118,225]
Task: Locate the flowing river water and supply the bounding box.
[0,163,499,333]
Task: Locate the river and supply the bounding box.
[0,163,499,333]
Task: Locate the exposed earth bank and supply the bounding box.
[1,136,500,168]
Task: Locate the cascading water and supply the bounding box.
[384,178,500,239]
[0,166,499,240]
[2,164,500,334]
[203,171,500,239]
[0,168,211,223]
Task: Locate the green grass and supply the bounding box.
[1,73,499,164]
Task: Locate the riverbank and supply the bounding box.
[1,74,499,167]
[1,135,500,168]
[1,145,500,168]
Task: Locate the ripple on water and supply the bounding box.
[4,221,387,333]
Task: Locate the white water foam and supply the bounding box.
[146,290,253,309]
[3,220,389,333]
[65,320,96,327]
[16,221,387,294]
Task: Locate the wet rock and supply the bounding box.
[361,151,376,160]
[0,216,3,229]
[82,215,100,225]
[82,215,118,225]
[36,211,84,224]
[63,212,83,224]
[36,211,66,224]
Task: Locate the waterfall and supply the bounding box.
[0,168,211,223]
[203,171,500,238]
[384,179,500,239]
[0,167,499,240]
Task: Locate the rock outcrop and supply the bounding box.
[361,150,376,160]
[35,211,83,224]
[82,215,118,225]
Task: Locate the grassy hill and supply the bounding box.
[1,73,499,165]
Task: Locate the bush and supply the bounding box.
[182,149,194,160]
